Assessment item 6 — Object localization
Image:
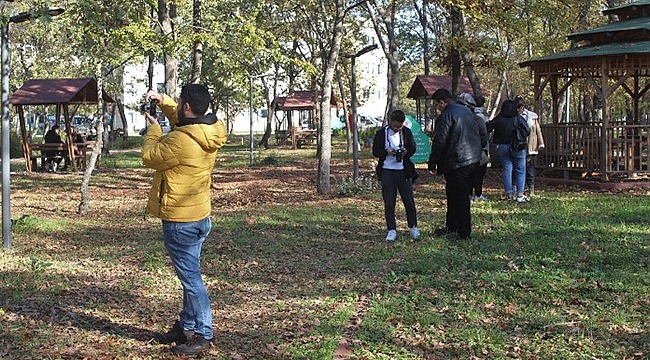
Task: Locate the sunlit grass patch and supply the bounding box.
[11,215,67,234]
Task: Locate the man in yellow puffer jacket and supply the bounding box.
[142,84,227,355]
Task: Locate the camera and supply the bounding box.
[140,99,158,117]
[394,148,405,162]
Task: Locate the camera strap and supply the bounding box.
[384,125,403,150]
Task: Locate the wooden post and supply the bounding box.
[600,58,609,182]
[17,105,31,172]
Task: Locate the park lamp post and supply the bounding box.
[248,72,272,165]
[341,44,377,180]
[2,7,65,250]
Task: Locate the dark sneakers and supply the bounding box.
[433,228,450,237]
[172,333,212,355]
[152,321,188,345]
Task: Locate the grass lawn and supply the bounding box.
[0,138,648,359]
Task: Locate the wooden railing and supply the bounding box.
[538,122,650,179]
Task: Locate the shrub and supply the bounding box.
[109,136,143,150]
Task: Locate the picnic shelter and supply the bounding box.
[520,0,650,182]
[10,77,114,172]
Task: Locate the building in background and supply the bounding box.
[121,62,165,134]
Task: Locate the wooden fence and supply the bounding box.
[538,122,650,180]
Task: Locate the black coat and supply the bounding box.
[372,125,418,182]
[428,101,486,175]
[486,100,526,145]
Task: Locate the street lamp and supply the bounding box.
[249,73,272,165]
[2,7,65,250]
[342,44,377,180]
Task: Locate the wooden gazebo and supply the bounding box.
[10,78,114,172]
[520,0,650,181]
[272,90,336,148]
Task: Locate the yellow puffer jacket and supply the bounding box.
[142,95,227,222]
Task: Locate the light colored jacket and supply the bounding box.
[142,95,227,222]
[522,109,545,155]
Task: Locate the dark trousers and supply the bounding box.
[444,163,477,238]
[469,163,487,197]
[381,169,417,230]
[526,154,536,188]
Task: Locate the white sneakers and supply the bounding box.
[385,227,420,242]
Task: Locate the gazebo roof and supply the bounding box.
[273,90,336,111]
[406,75,474,99]
[520,0,650,72]
[520,40,650,67]
[568,16,650,43]
[282,90,317,110]
[602,0,650,18]
[10,77,114,106]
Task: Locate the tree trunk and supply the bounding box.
[191,0,203,84]
[159,0,178,97]
[366,0,400,121]
[413,0,430,75]
[449,5,462,96]
[257,75,275,149]
[336,68,352,153]
[116,99,129,137]
[78,64,106,215]
[414,0,433,129]
[317,1,346,195]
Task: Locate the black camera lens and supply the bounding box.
[395,150,403,162]
[140,100,158,117]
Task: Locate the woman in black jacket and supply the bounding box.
[486,99,529,202]
[372,110,419,242]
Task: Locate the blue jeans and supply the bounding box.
[498,144,526,195]
[162,217,213,340]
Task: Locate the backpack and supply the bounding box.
[510,115,530,152]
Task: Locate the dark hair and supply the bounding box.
[179,84,211,115]
[51,125,60,130]
[431,88,453,102]
[389,109,405,122]
[474,95,486,108]
[499,99,519,118]
[515,95,526,109]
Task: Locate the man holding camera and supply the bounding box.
[372,110,419,242]
[141,84,227,355]
[428,88,486,240]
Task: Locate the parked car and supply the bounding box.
[358,116,382,130]
[72,115,90,137]
[139,119,172,136]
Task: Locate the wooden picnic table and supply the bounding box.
[291,127,318,149]
[27,141,94,172]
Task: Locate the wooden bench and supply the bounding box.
[28,142,93,172]
[275,130,290,146]
[291,128,318,149]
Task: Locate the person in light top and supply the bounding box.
[516,96,545,197]
[372,110,420,242]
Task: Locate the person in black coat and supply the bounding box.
[43,125,68,171]
[372,110,419,242]
[428,89,487,240]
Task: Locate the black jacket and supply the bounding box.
[372,125,418,182]
[427,101,486,175]
[486,100,527,144]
